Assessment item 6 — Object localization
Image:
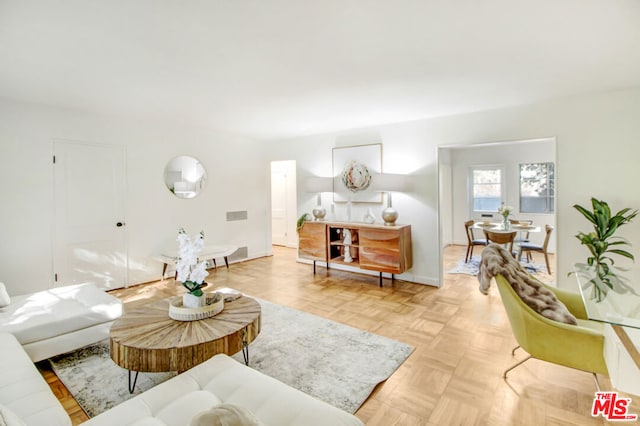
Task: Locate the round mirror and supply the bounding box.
[164,156,207,199]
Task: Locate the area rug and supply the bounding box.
[49,298,413,417]
[447,255,544,276]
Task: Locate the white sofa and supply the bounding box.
[0,332,71,426]
[84,354,364,426]
[0,282,124,362]
[0,284,364,426]
[0,331,363,426]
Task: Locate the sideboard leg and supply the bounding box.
[313,260,316,274]
[379,272,383,287]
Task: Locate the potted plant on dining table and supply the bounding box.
[498,203,513,229]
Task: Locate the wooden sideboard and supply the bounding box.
[298,221,412,286]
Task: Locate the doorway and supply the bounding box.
[53,140,127,290]
[438,138,557,285]
[270,160,297,248]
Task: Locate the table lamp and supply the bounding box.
[305,176,333,221]
[372,173,409,226]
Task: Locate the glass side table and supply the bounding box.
[573,264,640,329]
[574,264,640,395]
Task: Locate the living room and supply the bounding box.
[2,1,640,425]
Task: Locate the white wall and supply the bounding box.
[447,139,556,251]
[268,132,441,286]
[268,87,640,290]
[3,86,640,293]
[0,99,271,295]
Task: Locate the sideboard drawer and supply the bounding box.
[360,227,411,273]
[298,222,327,261]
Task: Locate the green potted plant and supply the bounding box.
[297,213,311,233]
[573,198,638,301]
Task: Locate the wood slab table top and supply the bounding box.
[109,295,261,373]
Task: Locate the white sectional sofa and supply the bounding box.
[0,283,124,362]
[0,332,71,426]
[0,332,363,426]
[0,283,364,426]
[84,353,364,426]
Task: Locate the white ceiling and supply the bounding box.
[1,1,640,141]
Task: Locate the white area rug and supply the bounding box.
[50,299,413,417]
[448,255,543,276]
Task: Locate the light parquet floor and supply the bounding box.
[39,244,639,425]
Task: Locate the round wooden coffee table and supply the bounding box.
[110,295,261,392]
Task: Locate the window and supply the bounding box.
[471,167,504,212]
[519,162,555,213]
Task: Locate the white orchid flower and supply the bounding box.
[175,228,208,293]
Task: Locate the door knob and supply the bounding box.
[116,222,125,227]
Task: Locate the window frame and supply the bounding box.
[469,165,506,216]
[518,162,555,214]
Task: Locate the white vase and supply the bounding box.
[183,292,206,308]
[363,208,376,224]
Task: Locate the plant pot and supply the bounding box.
[183,292,207,308]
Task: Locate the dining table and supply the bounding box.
[472,221,541,234]
[473,221,541,256]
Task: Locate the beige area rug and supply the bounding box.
[50,299,413,417]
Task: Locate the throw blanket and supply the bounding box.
[478,244,577,325]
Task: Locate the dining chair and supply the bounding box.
[483,230,517,257]
[517,225,554,274]
[509,219,533,244]
[464,220,487,262]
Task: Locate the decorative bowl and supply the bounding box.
[169,292,224,321]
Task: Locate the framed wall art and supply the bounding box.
[332,143,382,203]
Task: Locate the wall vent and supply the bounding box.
[226,210,248,221]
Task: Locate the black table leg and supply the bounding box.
[242,329,249,365]
[128,370,139,394]
[161,263,168,281]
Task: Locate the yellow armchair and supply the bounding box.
[494,274,608,387]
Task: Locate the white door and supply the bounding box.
[271,162,289,246]
[53,141,127,290]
